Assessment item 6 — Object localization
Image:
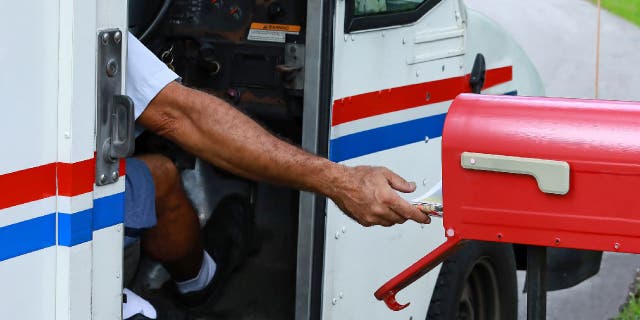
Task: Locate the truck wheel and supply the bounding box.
[426,241,517,320]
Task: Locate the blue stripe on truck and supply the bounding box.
[329,113,447,162]
[93,192,125,231]
[58,209,93,247]
[0,192,125,260]
[58,192,126,247]
[0,213,55,262]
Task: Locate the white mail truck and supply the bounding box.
[0,0,601,319]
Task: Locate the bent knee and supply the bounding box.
[135,154,180,198]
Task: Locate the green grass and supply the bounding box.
[617,293,640,320]
[595,0,640,27]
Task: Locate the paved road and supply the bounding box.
[464,1,640,319]
[466,0,640,101]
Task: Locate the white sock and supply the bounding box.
[175,251,217,294]
[123,288,157,319]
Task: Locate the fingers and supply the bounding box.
[416,204,432,215]
[416,204,441,217]
[333,166,430,228]
[343,199,426,227]
[383,169,416,193]
[380,169,431,224]
[388,194,431,224]
[361,204,407,227]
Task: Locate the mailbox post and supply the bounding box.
[527,246,547,320]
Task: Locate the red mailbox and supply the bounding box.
[375,94,640,311]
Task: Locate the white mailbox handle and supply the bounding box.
[461,152,570,195]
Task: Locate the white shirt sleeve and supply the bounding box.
[126,33,180,119]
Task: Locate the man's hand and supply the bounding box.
[328,166,431,227]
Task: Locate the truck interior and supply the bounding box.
[126,1,312,319]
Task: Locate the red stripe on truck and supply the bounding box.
[57,158,95,197]
[331,66,513,126]
[0,158,125,210]
[0,163,57,210]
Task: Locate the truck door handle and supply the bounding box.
[461,152,570,195]
[96,28,131,186]
[109,94,135,160]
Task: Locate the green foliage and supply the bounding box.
[596,0,640,27]
[617,293,640,320]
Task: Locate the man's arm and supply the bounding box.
[137,82,429,227]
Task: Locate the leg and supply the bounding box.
[136,154,203,282]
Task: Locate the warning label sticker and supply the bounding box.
[247,23,301,43]
[247,29,287,43]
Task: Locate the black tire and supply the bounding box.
[426,241,517,320]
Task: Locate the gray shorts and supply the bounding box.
[124,158,157,246]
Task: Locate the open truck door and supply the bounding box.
[0,1,131,318]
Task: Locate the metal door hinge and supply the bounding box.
[96,29,135,186]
